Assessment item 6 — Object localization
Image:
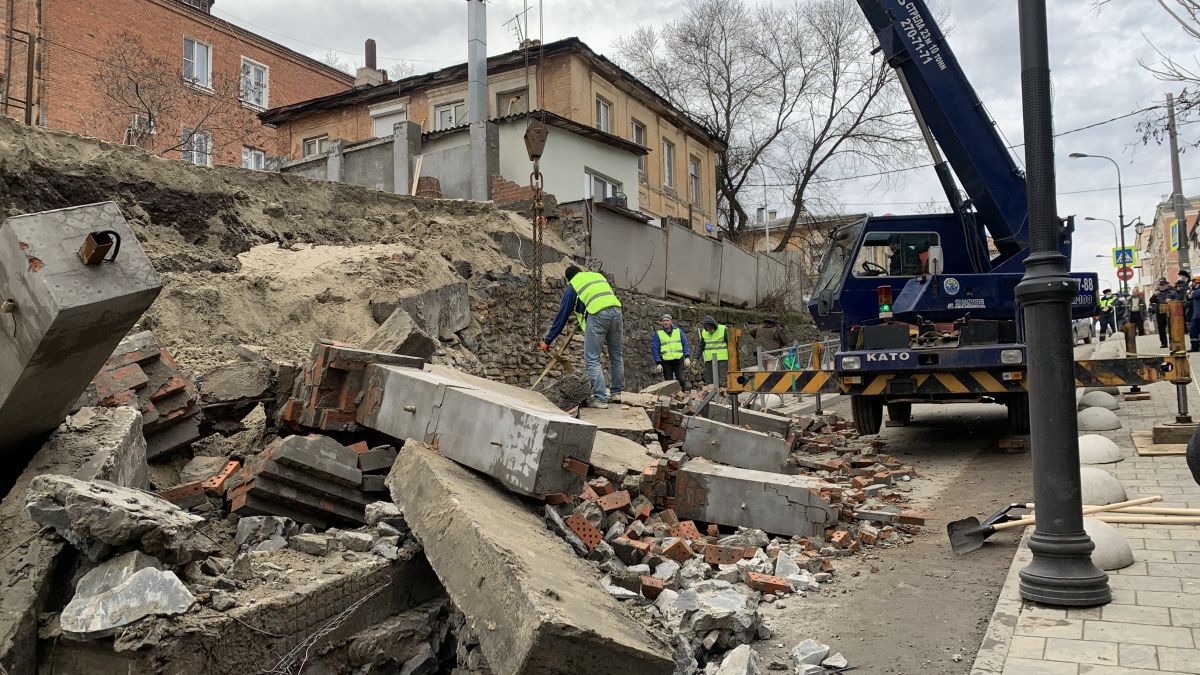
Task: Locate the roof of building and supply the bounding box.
[422,110,649,156]
[258,37,724,151]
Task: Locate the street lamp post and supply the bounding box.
[1070,153,1128,294]
[1084,216,1119,252]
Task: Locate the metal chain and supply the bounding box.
[530,164,545,341]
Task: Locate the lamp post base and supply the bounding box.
[1020,530,1111,606]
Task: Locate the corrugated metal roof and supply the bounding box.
[421,110,649,156]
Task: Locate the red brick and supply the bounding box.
[639,575,664,599]
[830,530,850,549]
[660,539,693,562]
[703,544,742,566]
[564,513,603,551]
[346,441,369,454]
[746,572,792,595]
[596,490,631,512]
[544,493,570,505]
[200,460,241,494]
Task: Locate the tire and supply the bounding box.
[852,395,884,435]
[886,402,912,424]
[1007,393,1030,435]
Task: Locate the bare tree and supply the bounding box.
[615,0,812,237]
[769,0,919,252]
[389,60,415,81]
[322,50,355,75]
[88,33,271,161]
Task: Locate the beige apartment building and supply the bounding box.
[260,37,724,234]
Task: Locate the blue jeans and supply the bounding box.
[583,307,624,402]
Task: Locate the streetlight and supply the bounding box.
[1084,216,1119,250]
[1070,153,1129,294]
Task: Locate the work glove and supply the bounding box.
[684,358,692,368]
[538,340,550,352]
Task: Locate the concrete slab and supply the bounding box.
[361,365,595,497]
[591,431,658,481]
[674,460,837,537]
[387,443,673,675]
[0,203,162,449]
[681,416,791,473]
[0,407,147,675]
[703,403,793,437]
[578,404,656,442]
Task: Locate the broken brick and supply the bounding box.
[830,530,850,549]
[660,539,693,562]
[589,477,615,496]
[565,513,603,551]
[704,544,743,566]
[596,490,631,513]
[544,493,571,505]
[746,572,792,595]
[639,575,664,599]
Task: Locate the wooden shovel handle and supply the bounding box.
[1090,506,1200,516]
[1095,515,1200,525]
[993,496,1163,531]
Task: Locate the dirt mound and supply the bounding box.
[0,118,570,372]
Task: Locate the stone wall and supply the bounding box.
[472,272,816,393]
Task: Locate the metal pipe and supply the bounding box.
[1013,0,1110,607]
[1168,93,1192,421]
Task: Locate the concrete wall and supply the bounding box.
[344,139,395,193]
[666,224,722,303]
[587,206,667,296]
[286,157,328,181]
[719,240,758,307]
[420,143,475,199]
[498,125,640,211]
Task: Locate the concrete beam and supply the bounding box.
[703,403,793,437]
[674,460,836,537]
[360,365,595,497]
[387,443,673,675]
[577,405,657,443]
[0,202,162,449]
[681,416,791,473]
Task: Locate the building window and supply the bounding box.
[241,146,266,170]
[663,140,676,188]
[585,169,622,201]
[595,97,611,133]
[371,107,408,138]
[240,58,269,109]
[496,88,528,116]
[181,129,211,167]
[183,37,212,89]
[302,135,329,157]
[435,101,466,130]
[689,156,701,205]
[631,120,647,174]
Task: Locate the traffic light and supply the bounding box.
[878,285,893,318]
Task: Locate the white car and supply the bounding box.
[1072,317,1096,344]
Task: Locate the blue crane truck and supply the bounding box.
[809,0,1098,435]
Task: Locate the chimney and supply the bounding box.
[354,38,386,87]
[768,209,777,221]
[756,207,766,223]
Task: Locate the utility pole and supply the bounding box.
[1168,92,1192,423]
[467,0,489,201]
[1013,0,1110,607]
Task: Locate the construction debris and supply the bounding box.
[362,307,439,360]
[681,416,791,472]
[387,442,675,675]
[59,551,194,639]
[0,202,162,449]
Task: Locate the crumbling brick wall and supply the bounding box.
[473,272,816,392]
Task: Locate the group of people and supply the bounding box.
[538,265,795,409]
[1096,269,1200,352]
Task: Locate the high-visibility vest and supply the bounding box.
[657,327,684,360]
[569,271,621,315]
[574,312,587,332]
[701,325,728,362]
[1099,296,1114,310]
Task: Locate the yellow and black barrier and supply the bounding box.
[1073,357,1170,388]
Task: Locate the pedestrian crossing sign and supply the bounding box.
[1112,246,1136,267]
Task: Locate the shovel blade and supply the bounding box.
[947,516,991,556]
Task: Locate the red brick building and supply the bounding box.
[0,0,353,167]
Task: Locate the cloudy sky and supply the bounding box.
[215,0,1197,288]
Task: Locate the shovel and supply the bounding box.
[947,496,1162,555]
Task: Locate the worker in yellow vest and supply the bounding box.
[698,315,729,388]
[1097,288,1115,340]
[653,314,691,391]
[539,265,625,408]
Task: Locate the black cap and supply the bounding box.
[565,265,581,280]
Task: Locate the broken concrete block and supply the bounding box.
[388,443,673,675]
[639,379,682,397]
[590,431,657,483]
[791,639,831,667]
[703,403,792,437]
[338,531,375,552]
[289,533,333,556]
[537,370,596,411]
[362,365,595,497]
[681,416,791,473]
[179,456,230,484]
[715,644,761,675]
[358,445,398,473]
[198,360,272,405]
[370,280,470,339]
[0,202,163,450]
[235,516,298,548]
[362,308,439,361]
[364,501,403,527]
[60,551,194,639]
[275,434,363,487]
[672,580,760,648]
[361,474,388,492]
[25,474,214,564]
[577,404,656,443]
[822,652,849,669]
[674,461,837,537]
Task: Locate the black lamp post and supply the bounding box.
[1014,0,1111,607]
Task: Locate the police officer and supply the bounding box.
[1150,278,1179,349]
[1189,276,1200,352]
[540,265,625,408]
[698,315,729,387]
[653,314,690,391]
[1098,289,1116,340]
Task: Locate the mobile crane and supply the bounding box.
[806,0,1098,434]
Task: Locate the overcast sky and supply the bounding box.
[215,0,1197,288]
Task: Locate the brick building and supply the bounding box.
[260,38,725,234]
[0,0,352,167]
[1136,195,1200,293]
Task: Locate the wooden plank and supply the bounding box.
[1132,430,1188,456]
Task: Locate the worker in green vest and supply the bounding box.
[698,315,729,388]
[539,265,625,408]
[1097,288,1116,340]
[653,314,690,391]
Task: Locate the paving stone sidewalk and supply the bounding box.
[973,335,1200,674]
